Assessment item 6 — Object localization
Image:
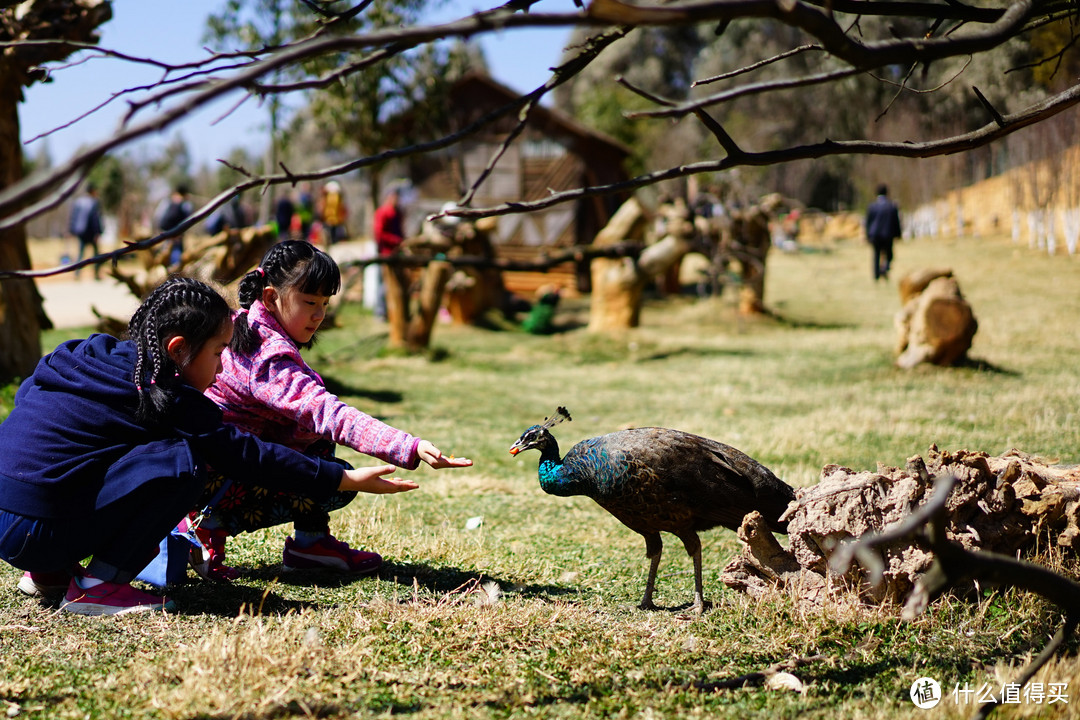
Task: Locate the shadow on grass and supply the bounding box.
[242,560,576,597]
[376,560,579,601]
[638,347,757,362]
[163,559,579,617]
[165,581,320,616]
[952,356,1019,375]
[321,374,403,404]
[769,311,857,331]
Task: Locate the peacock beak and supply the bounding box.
[509,446,521,455]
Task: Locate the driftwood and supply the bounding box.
[895,269,978,369]
[833,473,1080,720]
[721,445,1080,606]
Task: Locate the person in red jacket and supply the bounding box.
[372,182,408,319]
[373,183,405,256]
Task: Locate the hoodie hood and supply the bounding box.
[28,334,141,409]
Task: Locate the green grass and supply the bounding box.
[3,233,1080,718]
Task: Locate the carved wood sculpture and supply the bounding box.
[588,197,694,332]
[723,195,779,315]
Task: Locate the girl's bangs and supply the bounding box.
[298,251,341,296]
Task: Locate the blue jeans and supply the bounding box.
[0,440,205,583]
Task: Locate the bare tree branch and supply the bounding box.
[4,0,1080,287]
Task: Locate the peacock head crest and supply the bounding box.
[509,407,571,456]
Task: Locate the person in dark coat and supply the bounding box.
[0,277,416,616]
[69,183,104,280]
[865,184,902,281]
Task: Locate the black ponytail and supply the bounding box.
[128,276,232,424]
[232,240,341,354]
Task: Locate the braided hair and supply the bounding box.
[232,240,341,354]
[128,276,232,424]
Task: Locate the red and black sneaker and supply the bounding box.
[282,535,382,574]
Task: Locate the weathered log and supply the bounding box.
[593,196,649,248]
[720,446,1080,607]
[895,273,978,368]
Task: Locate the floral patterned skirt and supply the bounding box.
[195,440,356,535]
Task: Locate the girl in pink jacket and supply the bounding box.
[201,240,471,580]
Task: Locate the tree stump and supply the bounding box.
[895,271,978,368]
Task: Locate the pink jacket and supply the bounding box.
[205,300,420,469]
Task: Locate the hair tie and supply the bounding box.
[256,267,266,277]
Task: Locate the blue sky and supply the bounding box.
[19,0,579,168]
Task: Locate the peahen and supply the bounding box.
[510,407,796,612]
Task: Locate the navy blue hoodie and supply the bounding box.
[0,334,344,519]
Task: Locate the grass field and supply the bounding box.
[2,231,1080,719]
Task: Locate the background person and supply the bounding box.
[865,184,902,281]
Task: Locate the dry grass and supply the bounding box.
[3,231,1080,718]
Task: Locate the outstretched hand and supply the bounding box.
[417,439,474,470]
[339,464,419,494]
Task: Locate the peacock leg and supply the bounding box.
[690,547,704,613]
[678,532,705,613]
[639,533,663,610]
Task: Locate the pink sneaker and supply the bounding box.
[282,535,382,574]
[17,569,73,600]
[189,521,240,582]
[60,578,174,616]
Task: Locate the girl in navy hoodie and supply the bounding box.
[0,276,416,615]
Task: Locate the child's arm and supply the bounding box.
[255,355,421,468]
[340,464,419,493]
[416,439,473,470]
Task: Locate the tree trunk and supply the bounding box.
[0,74,45,384]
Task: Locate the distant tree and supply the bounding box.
[148,135,194,194]
[89,154,125,215]
[0,0,112,383]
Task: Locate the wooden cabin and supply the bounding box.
[410,72,631,296]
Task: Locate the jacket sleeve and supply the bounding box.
[253,354,421,469]
[170,390,344,499]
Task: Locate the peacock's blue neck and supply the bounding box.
[536,439,577,497]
